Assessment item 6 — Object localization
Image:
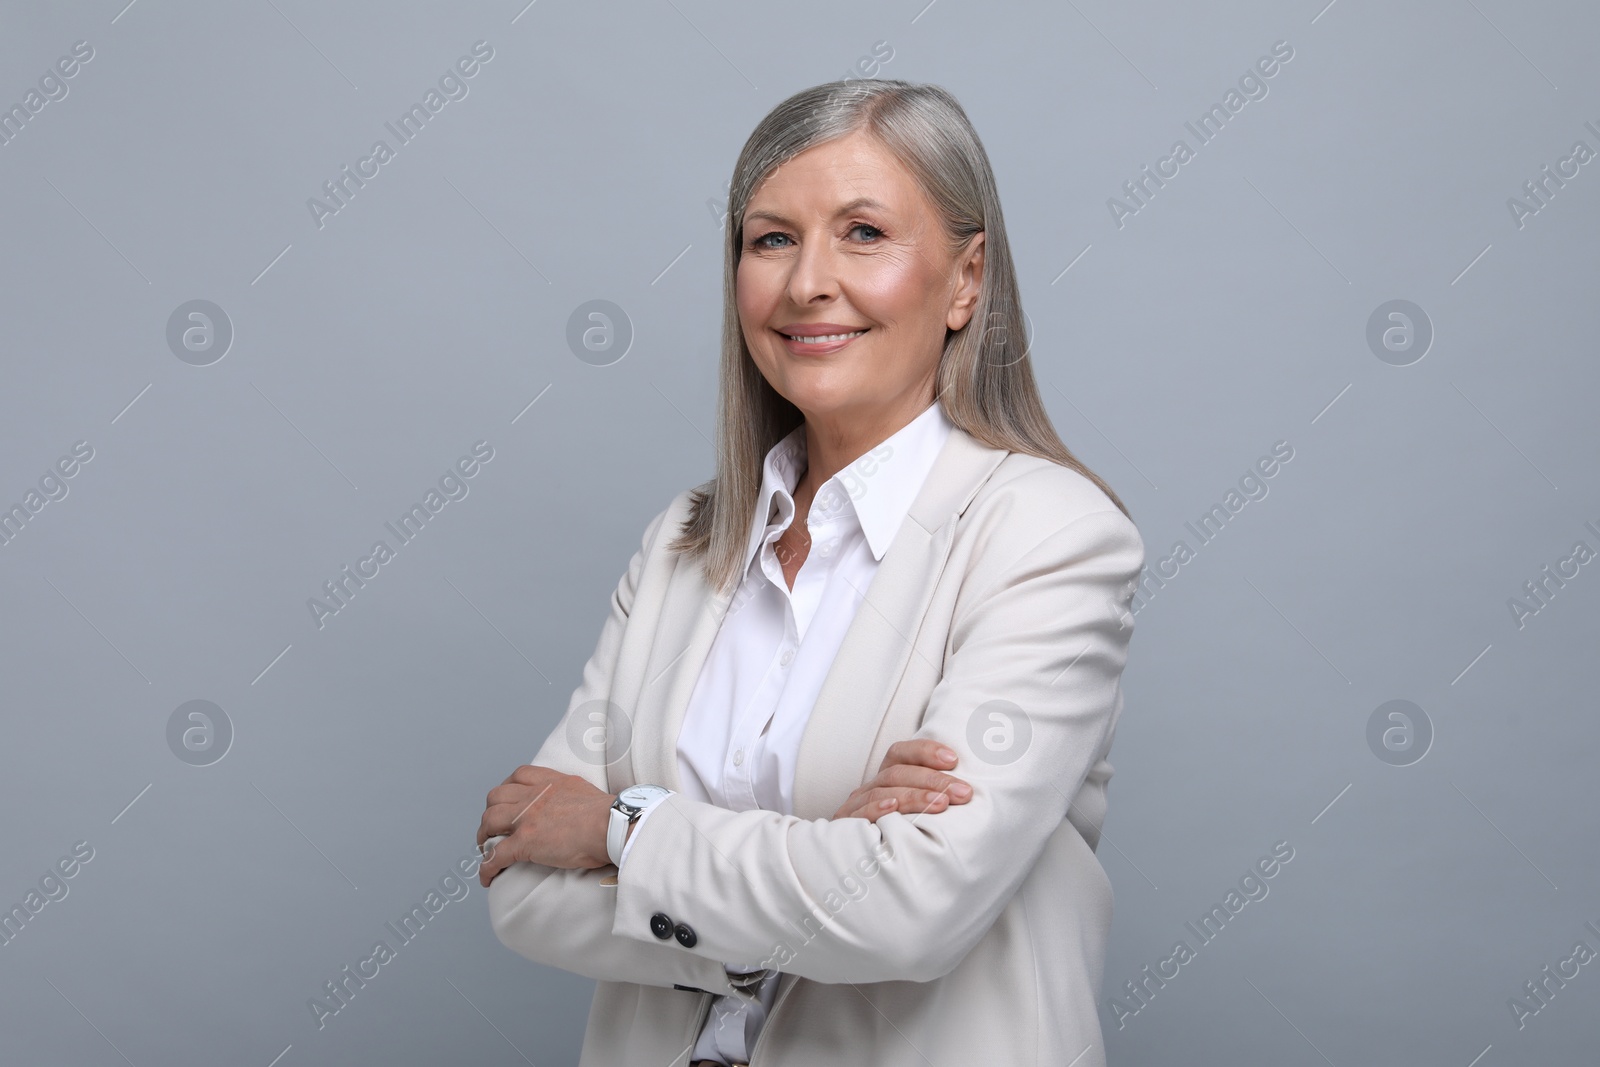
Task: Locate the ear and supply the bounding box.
[945,231,986,332]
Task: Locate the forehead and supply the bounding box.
[744,131,920,217]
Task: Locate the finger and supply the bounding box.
[843,783,963,822]
[510,763,558,785]
[866,764,973,799]
[484,782,550,813]
[478,832,520,886]
[477,801,534,849]
[834,770,971,820]
[897,786,953,812]
[476,833,508,878]
[485,767,555,812]
[479,781,559,848]
[835,796,901,822]
[476,814,501,851]
[861,787,955,816]
[880,738,960,773]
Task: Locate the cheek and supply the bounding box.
[850,255,937,325]
[735,274,774,361]
[736,259,778,318]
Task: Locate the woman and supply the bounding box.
[477,79,1144,1067]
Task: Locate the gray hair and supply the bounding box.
[668,78,1132,595]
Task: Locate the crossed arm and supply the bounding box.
[484,503,1144,989]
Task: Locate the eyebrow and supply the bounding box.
[742,196,890,228]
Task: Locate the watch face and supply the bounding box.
[619,784,670,806]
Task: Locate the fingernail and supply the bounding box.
[937,747,957,762]
[951,783,971,797]
[880,798,895,809]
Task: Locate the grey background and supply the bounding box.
[1,1,1595,1064]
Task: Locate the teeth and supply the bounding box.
[786,330,867,344]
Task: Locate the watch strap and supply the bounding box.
[607,787,674,867]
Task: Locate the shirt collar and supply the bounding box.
[740,399,956,575]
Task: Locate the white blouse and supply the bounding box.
[617,398,955,1064]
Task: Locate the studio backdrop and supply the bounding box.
[1,1,1596,1065]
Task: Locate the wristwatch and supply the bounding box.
[606,784,674,867]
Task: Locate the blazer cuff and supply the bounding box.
[487,860,763,1000]
[610,793,828,974]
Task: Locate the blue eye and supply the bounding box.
[750,231,791,250]
[747,224,882,250]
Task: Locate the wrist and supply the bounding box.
[606,785,675,867]
[596,793,619,867]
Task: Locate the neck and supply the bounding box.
[793,388,937,504]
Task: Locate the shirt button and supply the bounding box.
[818,543,832,557]
[732,749,743,766]
[779,649,794,667]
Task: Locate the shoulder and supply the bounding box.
[964,450,1142,554]
[944,450,1145,629]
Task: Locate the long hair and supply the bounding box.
[667,78,1132,596]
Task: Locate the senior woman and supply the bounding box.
[476,79,1144,1067]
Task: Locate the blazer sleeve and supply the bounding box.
[485,494,764,1000]
[609,506,1145,985]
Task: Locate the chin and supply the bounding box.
[786,388,873,420]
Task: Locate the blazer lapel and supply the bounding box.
[623,426,1009,813]
[625,551,732,793]
[790,427,1007,821]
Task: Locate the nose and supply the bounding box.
[785,232,839,306]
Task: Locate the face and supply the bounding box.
[736,129,985,431]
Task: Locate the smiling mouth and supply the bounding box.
[779,329,869,344]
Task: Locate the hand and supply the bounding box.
[476,765,614,886]
[830,739,972,822]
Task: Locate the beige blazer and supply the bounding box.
[488,424,1146,1067]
